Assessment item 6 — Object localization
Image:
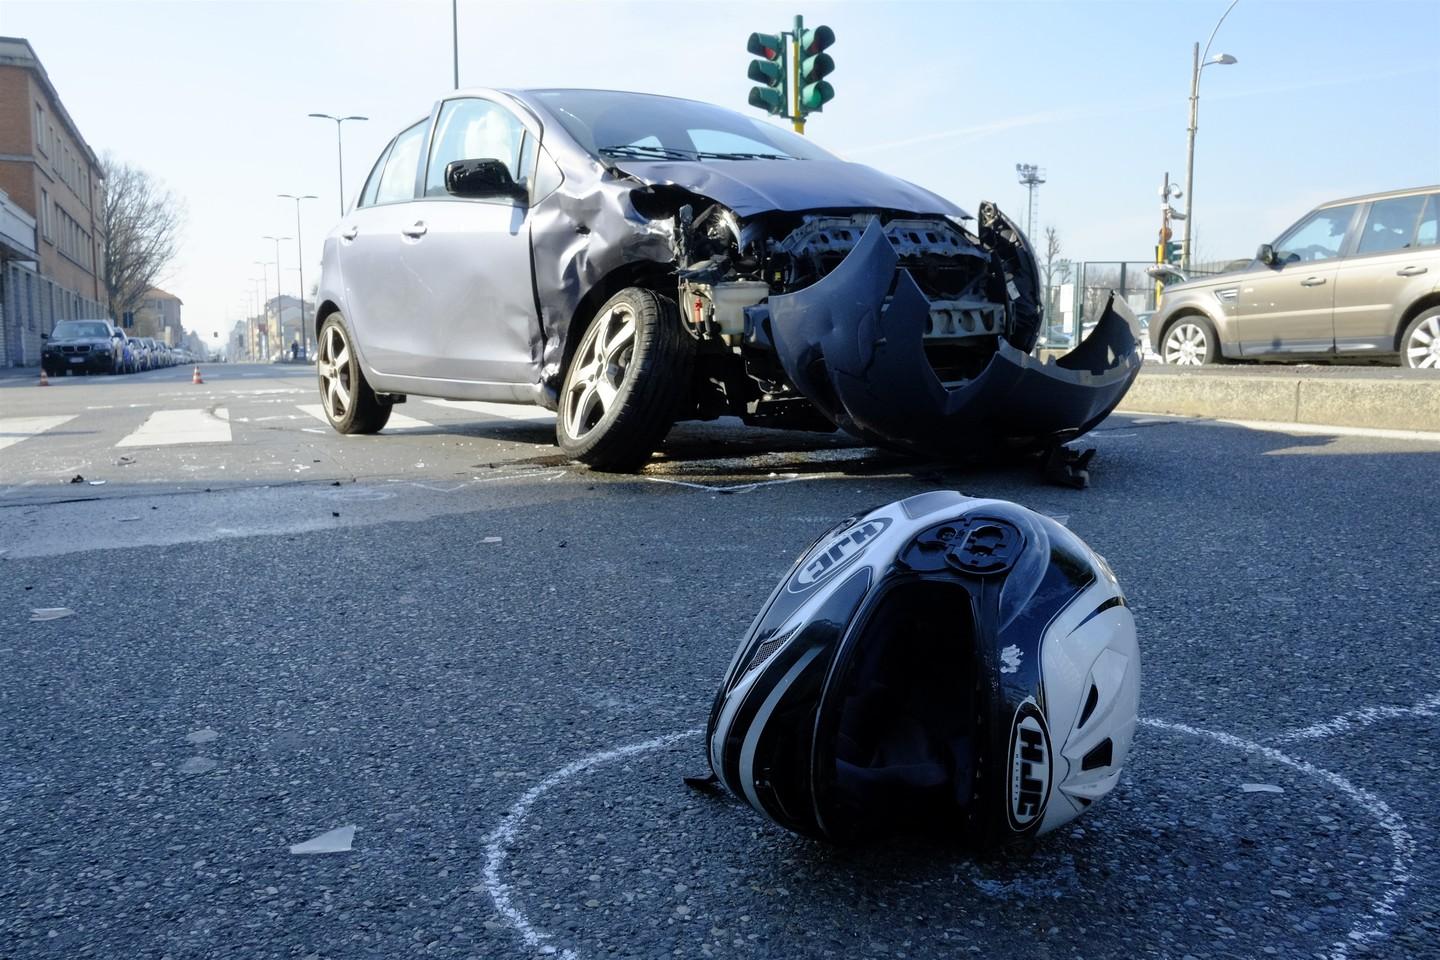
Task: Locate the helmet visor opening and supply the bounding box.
[829,580,977,831]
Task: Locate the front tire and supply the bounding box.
[557,287,693,471]
[1400,308,1440,370]
[1162,315,1220,365]
[316,313,391,434]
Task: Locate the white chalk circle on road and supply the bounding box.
[482,717,1415,960]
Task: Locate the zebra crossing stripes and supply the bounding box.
[115,408,232,447]
[0,415,77,452]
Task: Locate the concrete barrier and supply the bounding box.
[1117,369,1440,432]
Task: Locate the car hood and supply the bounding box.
[613,158,967,219]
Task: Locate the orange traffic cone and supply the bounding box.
[192,365,204,385]
[37,367,49,386]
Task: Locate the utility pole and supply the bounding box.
[278,195,317,358]
[1182,0,1240,271]
[308,114,369,216]
[451,0,460,89]
[253,262,270,360]
[263,236,291,359]
[1016,163,1045,241]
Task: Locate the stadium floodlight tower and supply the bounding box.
[1015,163,1046,242]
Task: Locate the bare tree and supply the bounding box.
[101,154,185,321]
[1040,226,1073,339]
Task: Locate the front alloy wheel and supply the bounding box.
[316,313,391,434]
[1401,310,1440,370]
[1163,319,1216,365]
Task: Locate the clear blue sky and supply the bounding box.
[6,0,1437,342]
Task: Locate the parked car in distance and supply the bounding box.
[41,319,123,375]
[312,86,1140,469]
[1151,185,1440,368]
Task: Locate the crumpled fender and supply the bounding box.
[766,219,1142,456]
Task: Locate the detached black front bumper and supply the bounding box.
[763,220,1142,457]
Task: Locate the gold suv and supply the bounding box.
[1151,186,1440,368]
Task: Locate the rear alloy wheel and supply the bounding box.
[1400,308,1440,370]
[1162,317,1219,365]
[557,287,692,471]
[316,313,391,434]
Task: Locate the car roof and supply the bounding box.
[1319,185,1440,208]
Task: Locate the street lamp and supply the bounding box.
[1182,0,1240,271]
[262,235,292,359]
[253,260,272,360]
[278,194,317,358]
[307,113,368,216]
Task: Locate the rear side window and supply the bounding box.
[1416,195,1438,248]
[357,139,394,210]
[1357,194,1428,255]
[374,121,427,205]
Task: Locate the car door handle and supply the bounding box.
[1300,276,1327,287]
[1397,265,1428,277]
[340,225,359,241]
[401,221,428,238]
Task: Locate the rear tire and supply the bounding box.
[557,287,693,471]
[1399,308,1440,369]
[316,312,391,434]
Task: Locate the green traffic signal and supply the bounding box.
[796,24,835,116]
[1163,241,1183,265]
[799,80,834,112]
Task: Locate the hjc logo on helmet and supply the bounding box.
[789,518,891,592]
[1007,700,1052,831]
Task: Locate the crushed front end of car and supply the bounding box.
[668,196,1142,466]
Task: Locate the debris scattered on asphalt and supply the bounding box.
[330,480,341,486]
[289,825,355,855]
[185,727,220,744]
[29,607,75,622]
[482,536,502,544]
[178,756,217,775]
[331,511,340,518]
[68,474,84,484]
[1240,783,1284,794]
[117,515,140,522]
[88,479,106,485]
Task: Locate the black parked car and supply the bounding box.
[313,88,1141,469]
[42,319,124,375]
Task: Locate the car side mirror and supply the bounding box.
[1257,242,1278,266]
[445,159,527,202]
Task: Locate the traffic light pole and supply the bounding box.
[791,15,804,134]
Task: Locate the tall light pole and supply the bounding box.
[253,260,272,360]
[1015,163,1046,242]
[307,113,369,216]
[451,0,460,89]
[263,235,292,358]
[1182,0,1240,270]
[248,278,264,361]
[278,194,317,358]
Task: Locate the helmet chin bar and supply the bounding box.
[705,492,1139,847]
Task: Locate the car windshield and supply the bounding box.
[52,321,111,339]
[531,89,838,163]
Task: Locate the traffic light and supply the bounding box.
[746,32,787,116]
[1162,241,1183,265]
[797,25,835,115]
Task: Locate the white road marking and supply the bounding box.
[116,408,231,447]
[1141,411,1440,444]
[296,404,432,431]
[421,398,555,421]
[1273,693,1440,743]
[642,473,817,493]
[485,720,1414,960]
[0,415,76,452]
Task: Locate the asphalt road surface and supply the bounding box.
[2,363,1437,959]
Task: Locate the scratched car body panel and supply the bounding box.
[315,87,1141,466]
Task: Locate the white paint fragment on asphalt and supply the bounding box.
[482,536,503,544]
[178,757,217,775]
[1240,783,1284,794]
[289,825,356,855]
[29,607,75,621]
[185,728,220,744]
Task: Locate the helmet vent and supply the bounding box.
[745,631,793,675]
[1081,738,1113,771]
[1078,684,1100,728]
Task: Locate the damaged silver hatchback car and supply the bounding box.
[314,88,1141,470]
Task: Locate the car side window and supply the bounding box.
[1357,195,1428,255]
[1274,204,1358,264]
[357,139,395,209]
[424,99,527,198]
[374,121,428,205]
[1415,195,1438,249]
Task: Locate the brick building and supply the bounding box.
[0,36,106,367]
[139,286,183,345]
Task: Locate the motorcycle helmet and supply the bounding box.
[705,491,1139,845]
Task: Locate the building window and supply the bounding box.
[41,189,51,240]
[34,103,46,155]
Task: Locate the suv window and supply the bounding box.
[1274,204,1358,264]
[1357,195,1428,255]
[424,99,527,197]
[1416,195,1438,248]
[374,121,427,205]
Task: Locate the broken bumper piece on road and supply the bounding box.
[762,219,1143,459]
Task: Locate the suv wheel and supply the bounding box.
[557,287,693,471]
[1162,316,1219,365]
[316,313,392,434]
[1400,308,1440,369]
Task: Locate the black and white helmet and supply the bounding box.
[706,491,1139,844]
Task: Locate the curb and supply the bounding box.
[1118,370,1440,433]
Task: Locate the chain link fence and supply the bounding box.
[1,262,106,367]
